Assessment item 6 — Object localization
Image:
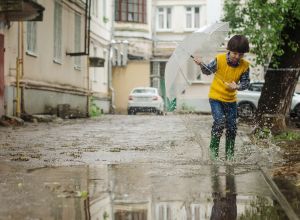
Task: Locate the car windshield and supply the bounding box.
[133,89,156,94]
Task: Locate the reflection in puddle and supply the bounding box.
[210,165,237,220]
[0,163,290,219]
[87,164,289,220]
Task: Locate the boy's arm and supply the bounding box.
[199,58,217,75]
[237,68,250,90]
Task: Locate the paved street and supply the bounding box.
[0,114,265,166]
[0,114,298,219]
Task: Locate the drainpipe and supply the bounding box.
[108,42,115,113]
[66,0,91,56]
[16,21,23,117]
[86,56,90,117]
[108,0,115,113]
[21,21,25,114]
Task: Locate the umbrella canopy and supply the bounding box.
[165,22,229,106]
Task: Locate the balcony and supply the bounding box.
[0,0,45,22]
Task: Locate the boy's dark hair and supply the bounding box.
[227,35,249,53]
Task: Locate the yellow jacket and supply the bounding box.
[209,53,249,102]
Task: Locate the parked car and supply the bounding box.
[127,87,164,115]
[237,82,300,118]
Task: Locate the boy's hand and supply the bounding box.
[193,56,201,65]
[225,81,239,90]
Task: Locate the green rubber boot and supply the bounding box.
[209,136,220,160]
[225,138,235,161]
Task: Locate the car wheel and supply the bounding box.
[294,104,300,119]
[128,109,135,115]
[238,102,255,118]
[156,110,164,115]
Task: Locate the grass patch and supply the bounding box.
[274,131,300,141]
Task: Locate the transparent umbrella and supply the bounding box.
[165,22,229,109]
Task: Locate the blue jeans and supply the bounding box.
[209,99,237,140]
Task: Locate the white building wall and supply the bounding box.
[207,0,222,24]
[153,0,207,60]
[89,0,113,113]
[113,0,153,59]
[152,0,208,106]
[2,0,89,116]
[112,0,154,113]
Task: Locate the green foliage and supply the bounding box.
[103,16,109,23]
[239,196,287,220]
[223,0,300,66]
[103,211,109,220]
[253,128,300,147]
[80,191,88,199]
[254,127,272,139]
[273,131,300,141]
[223,0,243,29]
[89,97,102,117]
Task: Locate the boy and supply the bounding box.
[194,35,250,160]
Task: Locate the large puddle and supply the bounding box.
[0,162,293,219]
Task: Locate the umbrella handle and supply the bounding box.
[191,55,227,83]
[190,55,207,68]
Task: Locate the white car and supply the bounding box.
[237,82,300,118]
[127,87,164,115]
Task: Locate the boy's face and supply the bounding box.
[229,51,244,64]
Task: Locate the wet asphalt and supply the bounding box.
[0,114,298,219]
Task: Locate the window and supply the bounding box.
[133,88,156,94]
[157,7,171,30]
[115,0,147,23]
[156,203,171,220]
[191,204,201,220]
[27,21,37,54]
[91,0,98,17]
[186,6,200,29]
[103,0,106,17]
[53,1,62,62]
[150,61,165,91]
[74,13,81,68]
[93,46,97,81]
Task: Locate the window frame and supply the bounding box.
[91,0,99,17]
[26,21,37,56]
[92,46,98,82]
[53,0,62,64]
[185,6,200,30]
[102,0,106,17]
[74,13,82,69]
[115,0,147,23]
[156,7,172,31]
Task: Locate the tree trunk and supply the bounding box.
[256,19,300,134]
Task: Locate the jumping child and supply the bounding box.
[194,35,250,160]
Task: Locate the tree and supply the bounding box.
[224,0,300,133]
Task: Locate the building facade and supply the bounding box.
[151,0,209,112]
[112,0,153,113]
[89,0,113,114]
[0,0,284,118]
[0,0,114,118]
[1,0,89,117]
